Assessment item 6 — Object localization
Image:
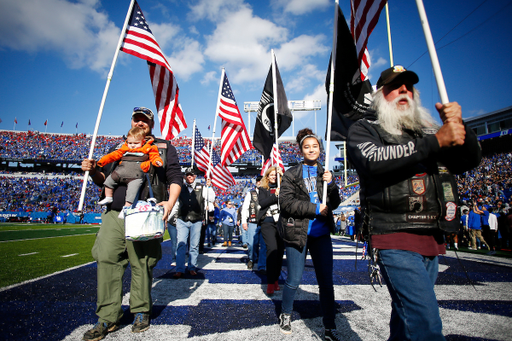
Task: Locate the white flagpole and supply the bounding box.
[13,118,16,130]
[322,0,339,204]
[207,68,225,180]
[385,2,394,67]
[191,119,196,169]
[77,0,136,212]
[415,0,449,104]
[270,50,281,185]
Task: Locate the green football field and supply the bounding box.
[0,223,170,288]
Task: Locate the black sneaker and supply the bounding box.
[325,328,343,341]
[132,312,150,333]
[247,260,253,269]
[83,321,118,341]
[279,313,292,335]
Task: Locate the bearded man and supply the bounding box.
[347,66,481,341]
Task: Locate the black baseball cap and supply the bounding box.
[376,65,419,89]
[185,167,195,175]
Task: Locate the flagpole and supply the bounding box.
[415,0,449,104]
[45,119,48,133]
[322,0,339,204]
[207,68,225,180]
[191,119,196,169]
[77,0,136,212]
[13,118,16,130]
[270,49,281,185]
[385,2,394,67]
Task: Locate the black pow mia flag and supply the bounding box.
[326,5,373,141]
[253,60,292,160]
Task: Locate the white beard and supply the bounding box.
[372,88,438,135]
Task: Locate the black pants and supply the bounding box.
[261,217,284,284]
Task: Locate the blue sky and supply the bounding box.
[1,0,511,146]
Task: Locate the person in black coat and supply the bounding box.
[277,128,342,340]
[257,166,284,295]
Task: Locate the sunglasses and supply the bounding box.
[133,107,153,117]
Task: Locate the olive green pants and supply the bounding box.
[91,210,162,324]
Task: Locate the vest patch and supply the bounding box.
[411,179,426,195]
[445,202,457,221]
[406,213,438,223]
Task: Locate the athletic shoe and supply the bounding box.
[98,197,113,206]
[324,329,343,341]
[274,280,280,291]
[247,261,253,269]
[266,283,274,295]
[132,312,150,333]
[83,321,118,341]
[279,313,292,335]
[228,241,232,246]
[222,242,228,247]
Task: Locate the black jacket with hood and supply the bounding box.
[278,163,341,248]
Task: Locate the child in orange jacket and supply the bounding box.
[97,126,163,207]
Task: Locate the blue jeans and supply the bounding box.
[253,225,266,269]
[377,249,445,341]
[206,222,216,244]
[167,222,177,263]
[176,219,202,273]
[240,224,247,244]
[246,223,257,261]
[282,234,336,329]
[222,223,234,242]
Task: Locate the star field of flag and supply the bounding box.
[222,77,236,103]
[129,3,152,34]
[194,127,205,152]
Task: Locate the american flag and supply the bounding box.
[120,0,186,140]
[217,71,252,166]
[14,117,17,124]
[350,0,386,80]
[44,120,47,126]
[210,148,235,190]
[193,126,235,190]
[260,144,285,176]
[193,126,211,175]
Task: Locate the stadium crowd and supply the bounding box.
[0,131,511,247]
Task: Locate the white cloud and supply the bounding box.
[286,64,325,93]
[0,0,119,73]
[150,23,204,81]
[200,3,329,85]
[188,0,246,22]
[276,34,329,71]
[272,0,330,15]
[203,6,289,83]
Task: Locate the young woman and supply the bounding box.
[257,166,284,295]
[277,128,342,341]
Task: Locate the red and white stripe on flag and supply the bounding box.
[350,0,386,80]
[121,1,186,140]
[211,149,236,190]
[217,72,252,166]
[260,144,285,176]
[193,126,234,189]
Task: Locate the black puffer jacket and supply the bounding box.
[278,163,341,248]
[347,112,482,235]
